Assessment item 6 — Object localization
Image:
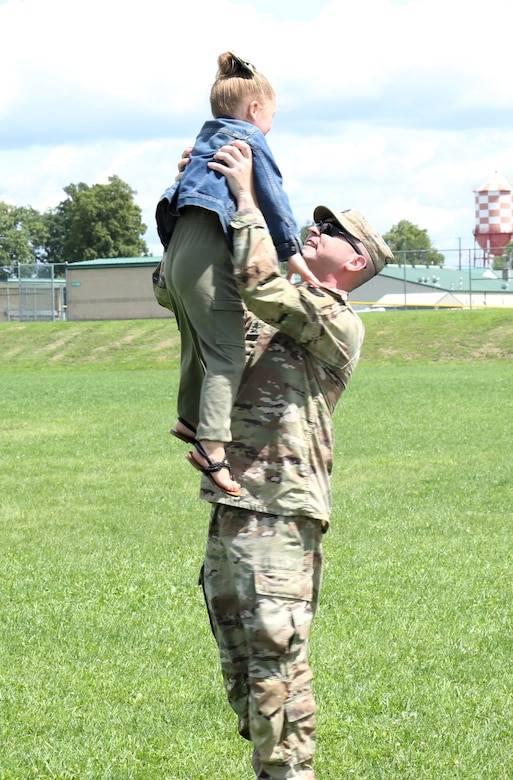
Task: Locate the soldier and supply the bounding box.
[177,141,393,779]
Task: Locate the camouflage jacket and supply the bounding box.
[199,208,365,524]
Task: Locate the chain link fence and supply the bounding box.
[1,250,511,322]
[0,264,67,321]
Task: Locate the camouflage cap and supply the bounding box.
[313,206,394,275]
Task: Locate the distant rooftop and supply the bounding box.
[69,256,161,269]
[381,264,510,293]
[66,256,511,294]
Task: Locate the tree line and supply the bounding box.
[301,219,513,270]
[300,220,445,267]
[4,175,511,277]
[0,176,149,279]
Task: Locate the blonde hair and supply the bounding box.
[210,51,275,118]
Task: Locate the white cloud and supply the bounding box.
[1,0,513,262]
[42,146,79,172]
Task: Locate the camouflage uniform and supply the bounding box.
[199,209,364,779]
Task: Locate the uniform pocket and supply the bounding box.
[212,298,245,346]
[284,687,317,762]
[255,570,313,603]
[253,570,313,656]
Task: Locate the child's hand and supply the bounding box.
[286,253,321,287]
[175,147,193,182]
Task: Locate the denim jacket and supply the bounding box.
[155,117,301,262]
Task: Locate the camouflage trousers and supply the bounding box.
[200,504,323,780]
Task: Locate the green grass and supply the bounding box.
[1,309,512,370]
[1,312,512,779]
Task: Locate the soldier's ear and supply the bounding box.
[343,255,367,273]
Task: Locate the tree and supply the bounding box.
[383,220,444,267]
[45,175,149,264]
[0,202,49,269]
[42,201,70,266]
[1,176,149,269]
[300,221,314,244]
[492,242,513,271]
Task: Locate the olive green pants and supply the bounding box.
[201,505,322,779]
[163,207,245,443]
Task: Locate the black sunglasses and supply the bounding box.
[316,221,361,254]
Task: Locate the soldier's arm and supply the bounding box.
[211,141,361,369]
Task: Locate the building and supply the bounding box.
[351,264,513,309]
[65,258,513,319]
[66,256,171,321]
[5,256,512,322]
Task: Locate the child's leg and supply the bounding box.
[196,300,245,443]
[170,208,245,493]
[191,300,245,495]
[174,306,204,433]
[164,227,205,431]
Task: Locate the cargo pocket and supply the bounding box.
[212,298,245,346]
[253,570,313,655]
[284,686,317,762]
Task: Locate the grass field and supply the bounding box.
[1,311,512,779]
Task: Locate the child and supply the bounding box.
[156,51,318,496]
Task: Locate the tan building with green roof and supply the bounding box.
[66,256,171,321]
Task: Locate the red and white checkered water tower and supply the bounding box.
[473,172,513,263]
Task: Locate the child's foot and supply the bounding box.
[187,440,241,496]
[170,417,197,445]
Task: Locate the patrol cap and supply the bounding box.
[313,206,394,275]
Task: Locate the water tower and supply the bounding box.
[473,172,513,265]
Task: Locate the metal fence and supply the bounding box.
[0,264,67,321]
[392,246,511,271]
[1,251,511,322]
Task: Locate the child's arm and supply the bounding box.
[286,253,320,287]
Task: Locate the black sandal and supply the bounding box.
[170,417,197,445]
[186,441,240,497]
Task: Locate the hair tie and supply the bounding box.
[228,51,256,74]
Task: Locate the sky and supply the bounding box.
[2,0,513,265]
